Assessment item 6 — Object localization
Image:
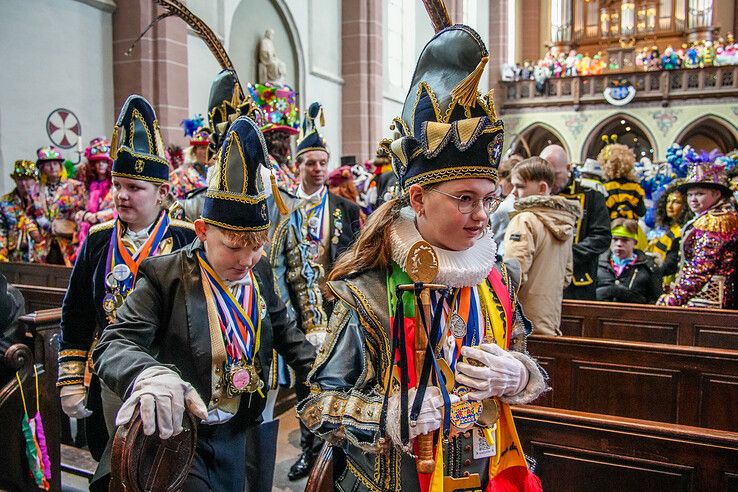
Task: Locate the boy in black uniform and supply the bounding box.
[93,115,315,491]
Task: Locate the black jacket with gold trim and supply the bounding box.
[559,178,612,299]
[297,261,546,492]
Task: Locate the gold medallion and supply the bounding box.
[405,241,438,283]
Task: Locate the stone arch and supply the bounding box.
[508,123,570,159]
[581,113,658,162]
[674,114,738,154]
[228,0,306,108]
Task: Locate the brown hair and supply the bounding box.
[611,217,638,234]
[498,154,523,180]
[511,156,555,188]
[328,196,407,280]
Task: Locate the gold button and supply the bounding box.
[213,398,219,403]
[215,367,221,373]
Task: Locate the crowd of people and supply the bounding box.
[3,12,738,492]
[503,34,738,82]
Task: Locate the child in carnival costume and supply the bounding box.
[171,116,212,199]
[657,150,738,309]
[298,24,547,492]
[74,138,116,256]
[0,160,46,262]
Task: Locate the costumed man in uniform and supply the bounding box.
[0,160,46,263]
[657,156,738,309]
[92,115,315,491]
[57,95,197,467]
[171,122,212,200]
[541,144,611,299]
[298,23,547,492]
[276,101,362,481]
[35,146,87,265]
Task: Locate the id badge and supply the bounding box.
[472,427,496,459]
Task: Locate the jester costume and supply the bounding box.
[170,125,212,199]
[298,24,547,492]
[0,160,46,263]
[58,96,196,462]
[657,159,738,309]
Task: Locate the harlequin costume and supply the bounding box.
[0,160,46,263]
[75,138,116,254]
[35,146,87,265]
[170,124,212,199]
[91,114,315,491]
[269,101,362,480]
[657,158,738,309]
[297,24,547,492]
[57,96,197,464]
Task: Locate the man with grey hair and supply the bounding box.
[540,145,611,300]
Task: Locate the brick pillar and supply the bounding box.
[520,0,541,62]
[112,1,188,147]
[489,0,510,116]
[341,0,383,158]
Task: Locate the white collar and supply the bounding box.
[297,184,326,201]
[389,207,498,288]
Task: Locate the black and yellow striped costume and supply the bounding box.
[647,223,682,285]
[604,178,647,220]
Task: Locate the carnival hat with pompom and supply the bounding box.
[295,102,329,159]
[677,148,732,197]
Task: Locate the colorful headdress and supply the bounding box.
[36,146,63,165]
[202,116,272,231]
[85,137,112,162]
[295,102,328,159]
[110,95,170,184]
[381,24,503,192]
[247,83,299,135]
[678,148,731,196]
[11,160,38,180]
[190,127,212,147]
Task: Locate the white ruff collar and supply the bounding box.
[389,207,498,288]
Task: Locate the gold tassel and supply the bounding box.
[110,125,120,160]
[450,56,489,108]
[270,172,289,215]
[319,107,325,128]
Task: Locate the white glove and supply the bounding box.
[386,386,460,447]
[115,366,208,439]
[60,384,93,419]
[455,344,529,401]
[305,330,327,348]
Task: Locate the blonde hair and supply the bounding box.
[598,144,637,181]
[329,196,407,280]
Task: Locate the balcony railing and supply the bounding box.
[501,66,738,110]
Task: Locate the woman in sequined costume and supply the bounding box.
[657,159,738,309]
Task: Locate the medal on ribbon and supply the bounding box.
[198,251,264,396]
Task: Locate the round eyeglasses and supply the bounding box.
[429,188,502,214]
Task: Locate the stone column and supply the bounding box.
[112,1,189,146]
[489,0,511,116]
[341,0,383,158]
[520,0,541,62]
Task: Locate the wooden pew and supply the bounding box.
[513,405,738,492]
[14,284,66,313]
[0,262,71,288]
[528,335,738,431]
[18,308,62,491]
[560,299,738,350]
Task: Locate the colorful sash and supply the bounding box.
[197,250,261,364]
[304,188,328,242]
[106,210,171,294]
[386,262,541,492]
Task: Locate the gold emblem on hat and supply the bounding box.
[135,159,145,173]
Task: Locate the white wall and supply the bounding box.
[0,0,114,193]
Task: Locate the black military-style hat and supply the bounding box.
[110,95,170,184]
[383,24,504,192]
[295,102,329,160]
[202,116,272,231]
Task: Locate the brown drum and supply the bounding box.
[110,411,198,492]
